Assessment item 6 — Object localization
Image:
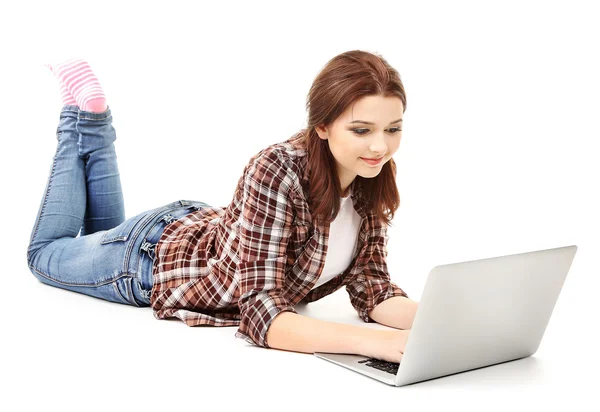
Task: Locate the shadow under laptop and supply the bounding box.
[398,355,546,388]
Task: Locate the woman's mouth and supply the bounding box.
[360,156,384,166]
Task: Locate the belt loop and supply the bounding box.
[140,240,156,261]
[160,213,177,224]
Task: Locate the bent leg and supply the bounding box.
[27,105,125,257]
[78,107,125,236]
[27,105,87,259]
[26,105,132,305]
[26,229,137,306]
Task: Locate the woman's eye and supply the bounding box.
[352,128,402,135]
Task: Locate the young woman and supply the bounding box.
[26,50,419,364]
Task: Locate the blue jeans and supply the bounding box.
[26,104,210,307]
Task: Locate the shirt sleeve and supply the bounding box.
[345,223,409,323]
[234,148,298,348]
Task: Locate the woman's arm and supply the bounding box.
[266,311,378,355]
[368,296,419,330]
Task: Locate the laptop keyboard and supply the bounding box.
[358,358,400,375]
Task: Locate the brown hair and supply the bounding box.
[299,50,407,228]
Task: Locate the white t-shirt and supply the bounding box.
[311,186,361,290]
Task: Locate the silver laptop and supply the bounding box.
[314,245,578,386]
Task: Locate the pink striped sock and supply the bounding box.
[45,63,78,107]
[46,59,108,113]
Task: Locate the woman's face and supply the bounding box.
[315,94,404,195]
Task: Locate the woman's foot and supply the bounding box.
[45,58,108,113]
[45,63,78,107]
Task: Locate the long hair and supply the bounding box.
[299,50,407,227]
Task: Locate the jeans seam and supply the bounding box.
[28,262,130,288]
[134,252,154,300]
[78,114,112,121]
[125,277,141,307]
[77,106,112,121]
[113,281,130,305]
[27,142,61,262]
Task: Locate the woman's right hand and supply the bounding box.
[359,329,411,363]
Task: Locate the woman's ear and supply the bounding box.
[315,124,328,140]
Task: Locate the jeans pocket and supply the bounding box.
[100,215,141,244]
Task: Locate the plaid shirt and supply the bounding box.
[150,132,409,348]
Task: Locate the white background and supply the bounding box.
[1,0,598,410]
